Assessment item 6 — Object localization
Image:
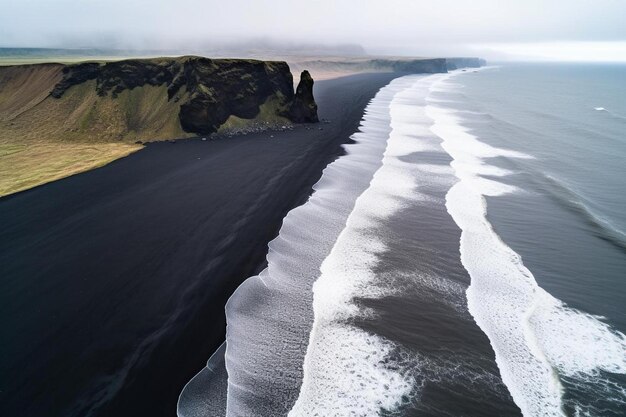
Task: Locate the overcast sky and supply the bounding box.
[1,0,625,61]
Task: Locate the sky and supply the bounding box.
[1,0,625,61]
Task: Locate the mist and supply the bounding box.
[1,0,625,61]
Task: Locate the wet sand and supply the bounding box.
[0,72,398,417]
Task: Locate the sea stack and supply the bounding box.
[288,70,319,123]
[0,57,321,142]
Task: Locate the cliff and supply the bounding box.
[0,56,319,143]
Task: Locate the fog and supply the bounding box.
[1,0,625,61]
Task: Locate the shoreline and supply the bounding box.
[0,55,477,198]
[0,57,311,198]
[0,72,398,417]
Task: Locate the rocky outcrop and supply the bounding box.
[172,59,297,134]
[47,56,319,136]
[288,70,318,123]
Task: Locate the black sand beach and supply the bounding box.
[0,72,398,417]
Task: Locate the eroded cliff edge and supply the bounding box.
[0,57,319,196]
[0,56,319,143]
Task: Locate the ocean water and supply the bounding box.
[179,64,626,416]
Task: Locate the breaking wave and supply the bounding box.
[179,76,418,416]
[427,72,626,417]
[180,68,626,417]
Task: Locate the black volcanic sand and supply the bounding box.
[0,72,398,417]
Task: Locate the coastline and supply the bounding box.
[0,54,478,198]
[185,71,521,417]
[0,72,398,417]
[0,57,315,197]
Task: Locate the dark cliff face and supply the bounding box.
[288,70,319,123]
[51,60,176,99]
[50,57,319,135]
[174,59,296,134]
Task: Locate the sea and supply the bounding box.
[179,63,626,417]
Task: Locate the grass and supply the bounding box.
[0,57,294,197]
[0,81,192,143]
[0,141,142,197]
[0,79,192,197]
[218,95,291,132]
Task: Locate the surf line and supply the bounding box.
[427,70,626,417]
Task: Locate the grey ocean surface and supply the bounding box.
[456,63,626,331]
[182,64,626,417]
[441,63,626,416]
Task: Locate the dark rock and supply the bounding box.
[95,60,175,98]
[49,56,320,135]
[177,58,296,134]
[50,62,101,98]
[287,70,319,123]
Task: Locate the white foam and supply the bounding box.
[214,76,427,417]
[288,75,457,416]
[288,322,414,416]
[427,72,626,417]
[182,68,625,417]
[178,77,411,417]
